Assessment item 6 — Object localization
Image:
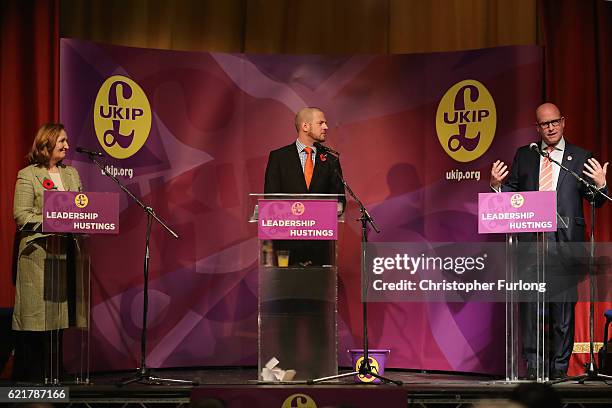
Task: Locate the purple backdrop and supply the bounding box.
[60,38,542,374]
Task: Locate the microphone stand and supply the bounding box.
[533,149,612,384]
[78,152,194,386]
[309,155,402,385]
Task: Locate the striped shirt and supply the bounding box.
[540,137,565,191]
[295,139,317,172]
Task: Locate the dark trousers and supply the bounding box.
[521,301,575,374]
[12,330,63,383]
[518,232,580,375]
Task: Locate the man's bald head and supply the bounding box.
[295,107,323,133]
[536,103,561,121]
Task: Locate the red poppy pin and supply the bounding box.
[319,153,327,162]
[42,178,56,190]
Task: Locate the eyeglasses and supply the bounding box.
[537,117,563,129]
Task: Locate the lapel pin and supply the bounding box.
[567,155,572,161]
[319,153,327,162]
[42,178,56,190]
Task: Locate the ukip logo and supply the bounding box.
[510,193,525,209]
[355,355,381,383]
[74,193,89,209]
[94,75,152,159]
[281,393,317,408]
[291,202,305,216]
[436,79,496,162]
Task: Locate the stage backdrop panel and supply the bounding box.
[60,38,542,374]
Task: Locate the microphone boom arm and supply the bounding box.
[544,153,611,203]
[81,154,179,239]
[334,168,380,233]
[314,142,340,157]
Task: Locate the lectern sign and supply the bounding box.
[258,199,338,240]
[43,191,120,234]
[478,191,557,234]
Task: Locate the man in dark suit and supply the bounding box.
[264,107,345,266]
[265,107,345,199]
[261,108,345,379]
[490,102,608,379]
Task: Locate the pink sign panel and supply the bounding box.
[478,191,557,234]
[258,199,338,240]
[43,191,120,234]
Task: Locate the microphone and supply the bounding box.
[529,143,549,158]
[313,142,340,156]
[76,147,104,157]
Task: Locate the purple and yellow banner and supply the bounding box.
[60,38,542,374]
[43,191,119,234]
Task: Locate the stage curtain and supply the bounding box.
[540,0,612,375]
[0,0,59,308]
[59,0,537,54]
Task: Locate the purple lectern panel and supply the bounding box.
[258,199,338,240]
[43,191,119,234]
[478,191,557,234]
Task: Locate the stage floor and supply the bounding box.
[3,368,612,407]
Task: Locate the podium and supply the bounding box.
[14,190,119,384]
[249,193,343,381]
[479,191,564,382]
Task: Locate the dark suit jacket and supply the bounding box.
[264,143,345,204]
[502,142,608,242]
[263,142,345,266]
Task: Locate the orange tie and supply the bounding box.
[304,147,314,189]
[539,146,555,191]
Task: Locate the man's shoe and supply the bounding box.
[550,370,568,380]
[526,367,537,381]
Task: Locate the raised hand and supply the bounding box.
[490,160,509,191]
[583,157,609,188]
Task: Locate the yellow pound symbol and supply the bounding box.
[75,193,89,209]
[281,393,317,408]
[355,356,380,383]
[510,193,525,208]
[94,75,152,159]
[436,79,497,162]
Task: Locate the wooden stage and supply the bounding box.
[3,367,612,407]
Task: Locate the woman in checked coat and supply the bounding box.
[12,123,88,383]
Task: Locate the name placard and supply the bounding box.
[258,199,338,240]
[478,191,557,234]
[43,191,120,234]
